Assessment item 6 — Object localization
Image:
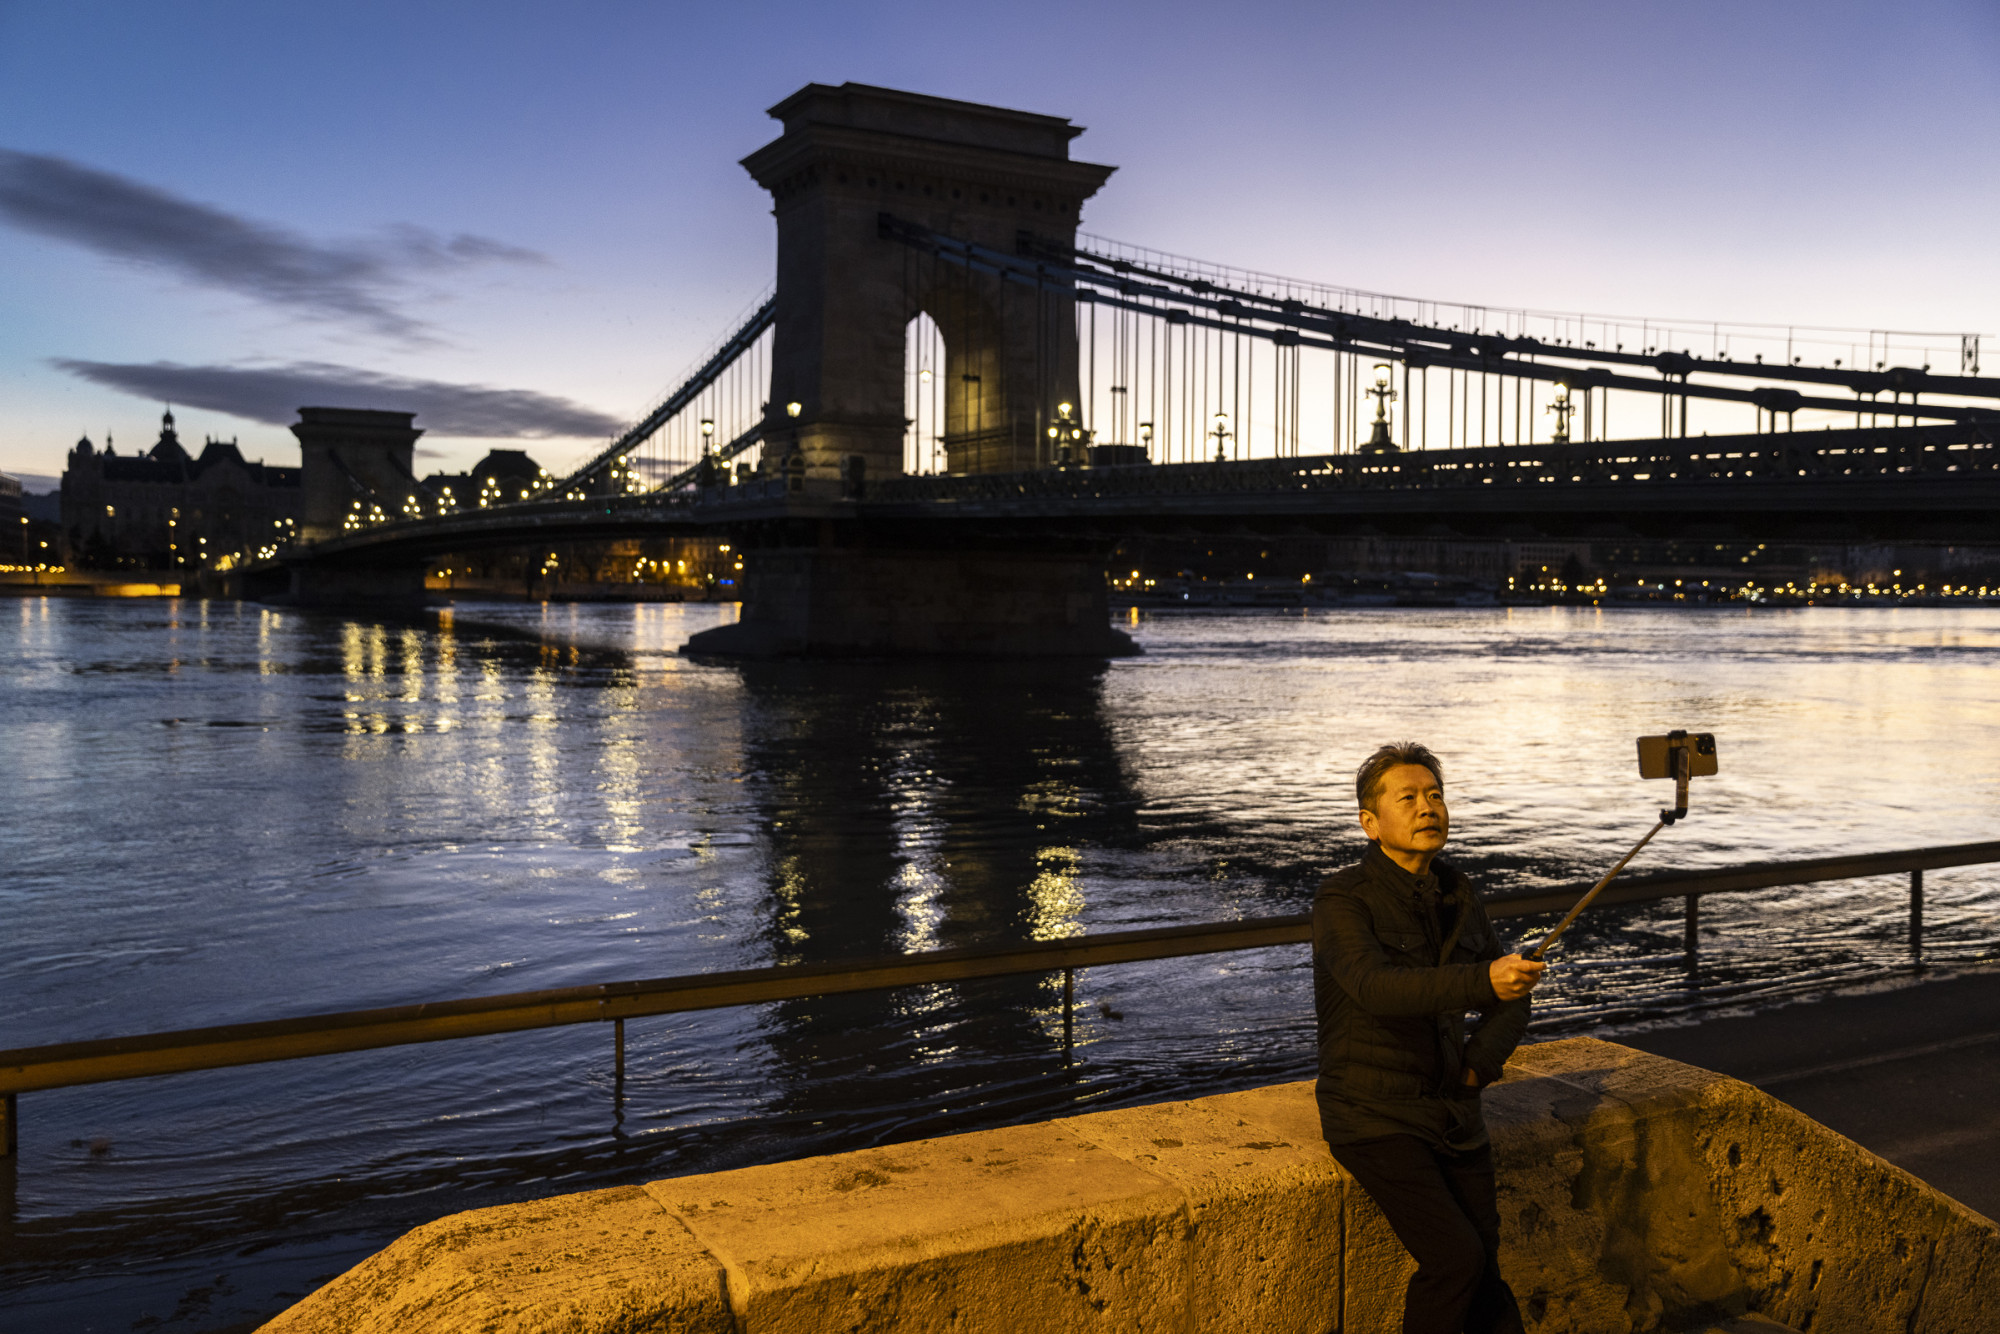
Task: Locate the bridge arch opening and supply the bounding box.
[907,272,1046,476]
[904,312,944,475]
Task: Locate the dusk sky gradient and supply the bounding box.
[4,0,2000,487]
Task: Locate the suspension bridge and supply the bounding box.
[258,82,2000,653]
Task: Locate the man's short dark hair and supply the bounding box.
[1356,742,1445,812]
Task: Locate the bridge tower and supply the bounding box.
[742,83,1115,479]
[293,408,424,542]
[287,407,428,605]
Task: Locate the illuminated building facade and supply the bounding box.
[61,411,301,570]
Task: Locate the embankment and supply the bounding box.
[259,1037,2000,1332]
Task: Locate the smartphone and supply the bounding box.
[1637,732,1718,780]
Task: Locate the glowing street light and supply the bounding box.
[785,401,802,418]
[1363,363,1398,454]
[1052,401,1089,466]
[1547,383,1575,446]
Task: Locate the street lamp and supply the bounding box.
[1363,363,1398,454]
[1052,401,1089,466]
[1547,383,1575,446]
[1138,421,1153,459]
[1209,411,1232,463]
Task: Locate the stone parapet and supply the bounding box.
[258,1037,2000,1332]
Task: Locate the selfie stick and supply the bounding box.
[1530,740,1694,961]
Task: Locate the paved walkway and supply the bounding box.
[1618,966,2000,1220]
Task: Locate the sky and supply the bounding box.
[4,0,2000,490]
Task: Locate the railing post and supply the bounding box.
[1911,869,1924,966]
[1062,968,1075,1060]
[2,1093,15,1158]
[1684,895,1700,970]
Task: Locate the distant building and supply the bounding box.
[22,489,60,524]
[61,410,301,569]
[420,449,551,511]
[0,471,22,527]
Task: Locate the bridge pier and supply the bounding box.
[283,562,429,608]
[684,545,1136,657]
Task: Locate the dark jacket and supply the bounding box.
[1313,844,1529,1150]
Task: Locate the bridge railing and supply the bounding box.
[870,421,1999,506]
[4,838,1996,1158]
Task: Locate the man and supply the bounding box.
[1314,742,1546,1334]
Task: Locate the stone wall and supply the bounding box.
[258,1038,2000,1332]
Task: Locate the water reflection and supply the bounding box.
[734,659,1141,1139]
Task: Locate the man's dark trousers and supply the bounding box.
[1329,1133,1524,1334]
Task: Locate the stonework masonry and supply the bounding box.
[293,407,424,542]
[258,1037,2000,1333]
[684,545,1138,657]
[742,83,1115,481]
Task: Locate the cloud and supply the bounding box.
[0,149,545,337]
[53,359,620,439]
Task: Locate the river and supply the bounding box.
[4,597,1998,1331]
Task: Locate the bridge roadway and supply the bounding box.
[287,420,2000,570]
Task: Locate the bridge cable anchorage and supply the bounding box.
[878,214,2000,436]
[551,292,775,497]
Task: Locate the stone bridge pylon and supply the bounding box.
[744,83,1114,482]
[685,83,1135,656]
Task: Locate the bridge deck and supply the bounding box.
[279,421,1999,568]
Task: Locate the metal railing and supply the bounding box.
[868,422,2000,508]
[4,839,1996,1158]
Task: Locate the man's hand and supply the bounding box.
[1488,952,1546,1002]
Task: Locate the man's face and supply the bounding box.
[1358,763,1449,862]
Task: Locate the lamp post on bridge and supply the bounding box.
[697,417,716,488]
[1362,363,1398,454]
[1548,384,1576,446]
[1209,411,1232,463]
[1050,401,1089,467]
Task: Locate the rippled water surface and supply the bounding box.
[5,597,1999,1329]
